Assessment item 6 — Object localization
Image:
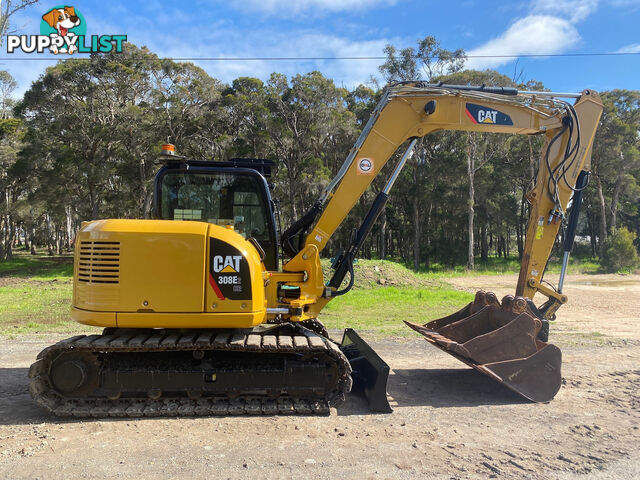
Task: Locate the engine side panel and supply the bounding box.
[72,219,267,329]
[74,219,207,314]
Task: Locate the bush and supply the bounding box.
[601,227,639,273]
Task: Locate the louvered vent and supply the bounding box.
[78,241,120,284]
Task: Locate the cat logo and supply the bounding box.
[209,238,250,301]
[477,110,498,123]
[465,103,513,126]
[212,255,242,273]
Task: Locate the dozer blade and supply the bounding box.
[340,328,392,413]
[405,291,562,403]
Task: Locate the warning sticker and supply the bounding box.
[357,157,374,175]
[535,216,545,239]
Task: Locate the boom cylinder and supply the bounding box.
[329,139,417,292]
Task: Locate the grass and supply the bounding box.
[0,250,80,336]
[322,286,473,338]
[409,255,601,278]
[0,248,607,338]
[0,249,74,280]
[322,258,445,290]
[0,280,77,335]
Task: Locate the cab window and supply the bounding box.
[159,172,268,241]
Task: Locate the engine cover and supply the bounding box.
[72,219,266,329]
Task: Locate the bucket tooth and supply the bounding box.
[405,292,562,403]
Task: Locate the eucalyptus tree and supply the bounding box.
[222,77,271,158]
[378,36,467,269]
[263,71,356,225]
[0,117,24,259]
[589,90,640,250]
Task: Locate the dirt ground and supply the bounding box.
[1,273,638,479]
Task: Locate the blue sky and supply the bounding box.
[4,0,640,98]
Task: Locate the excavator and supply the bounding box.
[29,82,603,417]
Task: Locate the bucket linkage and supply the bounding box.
[405,291,562,403]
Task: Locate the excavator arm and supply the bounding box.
[279,83,602,405]
[282,83,602,315]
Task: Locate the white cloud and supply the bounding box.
[617,43,640,53]
[530,0,598,23]
[225,0,397,15]
[3,2,395,99]
[463,0,640,72]
[152,29,392,89]
[462,0,640,72]
[465,15,579,70]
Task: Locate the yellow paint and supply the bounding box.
[516,91,603,301]
[74,219,207,314]
[116,311,264,329]
[279,244,325,321]
[72,219,266,329]
[72,307,116,327]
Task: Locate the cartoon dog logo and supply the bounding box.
[41,6,81,54]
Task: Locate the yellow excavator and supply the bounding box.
[29,82,602,417]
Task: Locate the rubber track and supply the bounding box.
[29,326,352,418]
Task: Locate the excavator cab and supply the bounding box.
[153,157,279,271]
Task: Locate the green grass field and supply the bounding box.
[0,249,601,338]
[0,251,76,335]
[322,286,473,337]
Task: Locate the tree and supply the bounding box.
[263,72,355,224]
[601,227,639,272]
[440,70,516,269]
[0,117,25,259]
[590,90,640,252]
[222,77,270,158]
[4,38,637,272]
[10,43,229,256]
[378,36,466,269]
[379,36,466,84]
[0,0,40,47]
[0,71,17,119]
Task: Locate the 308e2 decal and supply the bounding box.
[208,238,251,301]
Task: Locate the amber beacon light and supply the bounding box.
[161,143,175,155]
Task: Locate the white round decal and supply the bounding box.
[357,157,373,174]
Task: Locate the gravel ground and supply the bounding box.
[1,273,638,479]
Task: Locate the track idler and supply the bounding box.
[405,291,562,403]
